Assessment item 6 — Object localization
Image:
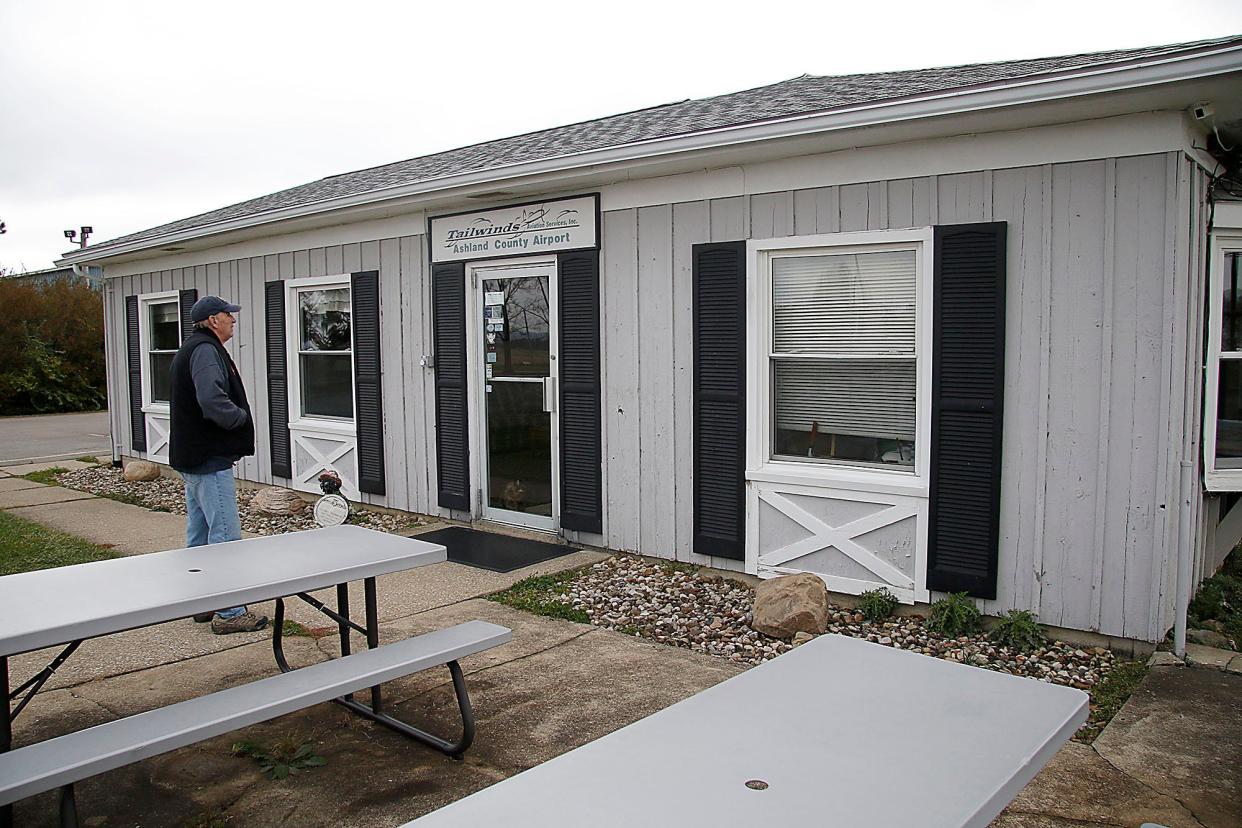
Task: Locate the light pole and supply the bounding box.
[63,225,93,249]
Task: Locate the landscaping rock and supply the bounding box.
[122,460,161,482]
[1187,628,1234,649]
[791,631,816,647]
[1148,651,1184,668]
[751,573,828,639]
[251,486,307,515]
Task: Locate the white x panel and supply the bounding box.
[751,480,928,604]
[144,413,171,463]
[290,428,359,500]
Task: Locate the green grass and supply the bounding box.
[278,620,334,639]
[0,509,120,575]
[1077,659,1149,742]
[20,467,67,486]
[487,569,590,623]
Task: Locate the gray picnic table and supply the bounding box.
[400,633,1088,828]
[0,525,512,827]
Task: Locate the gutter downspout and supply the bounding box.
[1175,459,1194,657]
[72,263,120,469]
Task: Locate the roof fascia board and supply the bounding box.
[61,43,1242,267]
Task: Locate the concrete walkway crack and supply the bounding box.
[1089,743,1209,828]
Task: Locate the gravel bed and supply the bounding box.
[54,465,421,536]
[565,556,1115,693]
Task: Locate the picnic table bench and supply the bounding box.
[0,525,511,827]
[400,634,1088,828]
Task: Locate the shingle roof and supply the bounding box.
[83,34,1242,256]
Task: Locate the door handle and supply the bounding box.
[542,377,556,413]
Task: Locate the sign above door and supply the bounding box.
[430,194,599,264]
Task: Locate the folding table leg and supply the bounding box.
[364,577,382,712]
[1,656,11,828]
[59,785,77,828]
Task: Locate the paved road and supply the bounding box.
[0,410,112,464]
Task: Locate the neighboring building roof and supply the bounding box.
[73,35,1242,259]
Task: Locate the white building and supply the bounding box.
[62,36,1242,646]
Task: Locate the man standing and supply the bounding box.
[169,295,268,634]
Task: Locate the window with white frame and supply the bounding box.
[294,282,354,421]
[1207,237,1242,490]
[143,295,180,406]
[754,232,930,478]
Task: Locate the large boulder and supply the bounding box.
[251,487,308,515]
[751,573,828,639]
[122,460,161,482]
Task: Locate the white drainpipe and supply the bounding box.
[1174,460,1194,657]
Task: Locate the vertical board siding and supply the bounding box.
[672,201,712,565]
[102,151,1200,640]
[638,206,676,557]
[602,209,641,552]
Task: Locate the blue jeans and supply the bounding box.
[184,468,245,619]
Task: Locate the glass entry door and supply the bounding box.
[477,263,557,531]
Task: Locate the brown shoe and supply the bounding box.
[192,612,215,623]
[211,611,269,635]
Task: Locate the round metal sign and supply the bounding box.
[313,493,350,527]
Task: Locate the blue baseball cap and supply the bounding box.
[190,295,242,322]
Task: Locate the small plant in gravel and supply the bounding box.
[1076,660,1148,742]
[988,610,1047,652]
[231,735,326,780]
[926,592,983,637]
[488,570,591,623]
[857,587,900,622]
[1188,548,1242,650]
[20,467,67,486]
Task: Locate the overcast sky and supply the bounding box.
[2,0,1241,272]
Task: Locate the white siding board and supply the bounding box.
[710,197,748,241]
[867,181,887,230]
[310,247,326,278]
[750,192,794,239]
[989,166,1049,617]
[839,184,868,231]
[343,242,362,275]
[672,201,711,565]
[887,179,915,229]
[376,237,405,510]
[603,209,640,553]
[325,246,343,276]
[1040,160,1108,629]
[638,205,676,558]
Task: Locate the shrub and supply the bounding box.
[0,277,105,414]
[926,592,982,637]
[988,610,1047,651]
[858,587,900,622]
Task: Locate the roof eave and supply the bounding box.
[58,40,1242,267]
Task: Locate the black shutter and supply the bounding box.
[558,250,602,533]
[352,270,385,495]
[265,281,292,479]
[433,262,470,511]
[178,288,198,340]
[125,295,146,452]
[692,242,747,560]
[927,222,1007,599]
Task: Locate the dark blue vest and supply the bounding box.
[168,330,255,472]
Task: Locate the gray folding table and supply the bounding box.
[401,634,1088,828]
[0,525,447,824]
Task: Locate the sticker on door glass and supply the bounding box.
[484,291,505,306]
[486,352,497,363]
[486,332,497,344]
[485,365,493,379]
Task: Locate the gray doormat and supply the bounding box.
[416,526,576,573]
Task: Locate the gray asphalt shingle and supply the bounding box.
[81,35,1240,256]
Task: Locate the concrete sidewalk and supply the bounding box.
[2,464,1239,827]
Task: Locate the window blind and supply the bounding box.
[772,250,916,355]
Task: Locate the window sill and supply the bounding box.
[289,417,357,437]
[748,460,928,498]
[141,404,171,415]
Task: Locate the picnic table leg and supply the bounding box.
[364,577,382,712]
[337,584,353,701]
[1,656,11,828]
